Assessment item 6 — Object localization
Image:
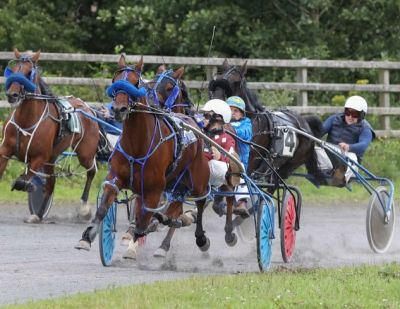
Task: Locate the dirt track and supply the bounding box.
[1,200,399,305]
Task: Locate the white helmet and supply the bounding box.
[201,99,232,123]
[344,95,368,113]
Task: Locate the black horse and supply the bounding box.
[208,59,323,186]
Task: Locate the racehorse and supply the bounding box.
[147,66,242,254]
[75,55,211,259]
[209,58,323,187]
[1,49,100,222]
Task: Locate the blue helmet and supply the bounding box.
[226,96,246,113]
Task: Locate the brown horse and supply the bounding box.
[147,67,243,254]
[75,55,211,259]
[1,49,100,222]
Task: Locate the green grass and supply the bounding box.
[6,263,400,308]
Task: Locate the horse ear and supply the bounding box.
[135,55,143,72]
[173,67,185,80]
[118,54,126,68]
[157,64,167,74]
[14,48,21,59]
[241,60,248,75]
[32,50,41,63]
[222,58,229,71]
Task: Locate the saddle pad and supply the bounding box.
[171,115,197,147]
[57,98,81,134]
[270,111,298,157]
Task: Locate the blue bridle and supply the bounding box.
[150,70,180,110]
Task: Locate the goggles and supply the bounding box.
[203,112,223,121]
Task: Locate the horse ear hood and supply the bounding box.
[173,67,185,80]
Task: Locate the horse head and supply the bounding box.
[147,67,186,113]
[107,54,145,121]
[208,59,263,114]
[5,48,41,107]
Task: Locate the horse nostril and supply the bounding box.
[119,107,127,114]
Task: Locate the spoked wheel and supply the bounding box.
[366,186,395,253]
[256,199,274,272]
[235,202,256,243]
[280,190,297,263]
[97,186,118,266]
[28,174,54,219]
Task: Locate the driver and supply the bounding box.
[320,95,375,186]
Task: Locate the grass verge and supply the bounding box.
[6,263,400,308]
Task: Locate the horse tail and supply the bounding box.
[304,115,323,138]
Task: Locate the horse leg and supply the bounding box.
[153,201,194,258]
[153,227,176,258]
[75,182,118,251]
[77,156,97,220]
[224,193,237,246]
[123,192,163,260]
[194,198,210,251]
[0,144,13,179]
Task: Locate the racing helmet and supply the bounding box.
[201,99,232,123]
[344,95,368,118]
[226,96,246,113]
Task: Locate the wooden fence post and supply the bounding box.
[379,69,390,131]
[296,67,308,106]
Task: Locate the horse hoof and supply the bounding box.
[74,240,91,251]
[225,233,238,247]
[199,237,210,252]
[153,247,167,258]
[122,240,138,260]
[121,232,133,246]
[78,204,92,221]
[24,214,41,224]
[179,213,193,227]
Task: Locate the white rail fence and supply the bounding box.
[1,52,400,137]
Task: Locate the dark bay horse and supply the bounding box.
[75,55,211,259]
[1,49,100,222]
[209,59,323,186]
[150,64,194,115]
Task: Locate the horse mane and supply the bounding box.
[242,80,265,113]
[179,80,194,108]
[38,77,54,96]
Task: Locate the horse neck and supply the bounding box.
[14,97,49,128]
[121,110,162,156]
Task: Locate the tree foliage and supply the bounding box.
[1,0,399,60]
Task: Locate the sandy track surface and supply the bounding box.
[1,200,399,305]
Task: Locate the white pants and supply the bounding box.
[315,145,358,182]
[344,152,358,182]
[208,160,228,188]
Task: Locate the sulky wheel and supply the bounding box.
[28,174,54,219]
[97,185,118,266]
[280,190,297,263]
[366,186,395,253]
[256,199,274,272]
